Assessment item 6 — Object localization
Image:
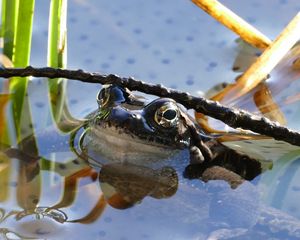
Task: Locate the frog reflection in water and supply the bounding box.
[82,85,262,191]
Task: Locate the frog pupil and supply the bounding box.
[163,109,177,120]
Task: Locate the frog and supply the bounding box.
[82,84,212,163]
[81,84,262,186]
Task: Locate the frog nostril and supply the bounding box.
[132,113,141,119]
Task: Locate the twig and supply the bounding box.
[1,66,300,146]
[191,0,272,50]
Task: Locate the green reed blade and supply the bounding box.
[48,0,67,68]
[8,0,35,143]
[1,0,6,37]
[47,0,68,123]
[2,0,18,58]
[48,0,81,132]
[12,0,35,67]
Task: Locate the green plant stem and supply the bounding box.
[1,0,6,37]
[9,0,35,141]
[48,0,67,67]
[48,0,68,123]
[2,0,18,58]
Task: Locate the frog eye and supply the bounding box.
[154,102,179,128]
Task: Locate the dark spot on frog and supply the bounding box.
[59,163,66,170]
[72,159,80,165]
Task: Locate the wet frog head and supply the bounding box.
[82,85,211,165]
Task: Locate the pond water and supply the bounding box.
[1,0,300,239]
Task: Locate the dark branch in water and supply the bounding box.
[1,66,300,146]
